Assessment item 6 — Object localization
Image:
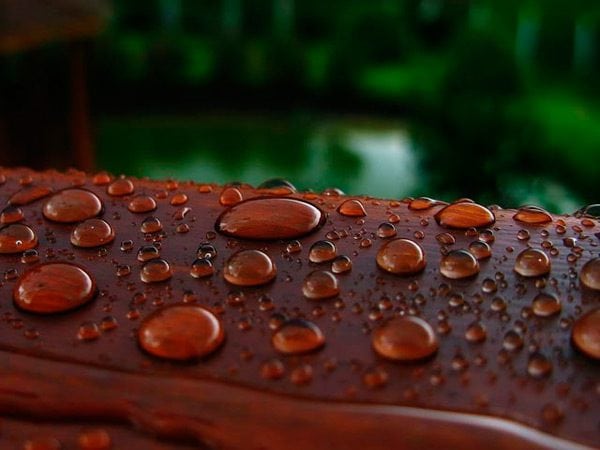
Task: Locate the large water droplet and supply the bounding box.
[440,249,480,279]
[571,308,600,360]
[272,318,325,355]
[309,240,337,263]
[372,316,438,361]
[580,258,600,290]
[223,250,276,286]
[70,219,115,248]
[127,195,157,213]
[42,189,102,223]
[8,185,53,205]
[13,263,96,313]
[513,206,553,225]
[216,197,324,240]
[0,223,38,253]
[376,238,426,275]
[107,178,134,196]
[532,292,562,317]
[302,270,340,299]
[434,202,495,229]
[138,304,225,360]
[514,249,551,277]
[140,258,172,283]
[337,199,367,217]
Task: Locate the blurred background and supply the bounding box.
[0,0,599,213]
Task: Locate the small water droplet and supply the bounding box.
[434,202,495,229]
[465,322,487,343]
[137,245,160,262]
[513,206,553,225]
[372,316,438,361]
[286,240,302,253]
[337,199,367,217]
[0,205,24,224]
[127,195,157,213]
[571,308,600,359]
[541,403,564,426]
[436,232,456,245]
[532,292,562,317]
[290,364,313,385]
[8,185,53,205]
[376,222,397,238]
[272,318,325,354]
[223,250,276,286]
[219,187,243,206]
[170,193,188,205]
[363,367,389,389]
[23,437,62,450]
[21,249,40,264]
[502,330,523,351]
[70,219,115,248]
[517,229,531,241]
[376,238,426,275]
[42,189,102,223]
[13,263,96,313]
[197,243,217,260]
[190,258,214,278]
[257,178,297,195]
[580,258,600,290]
[120,240,134,252]
[440,249,480,279]
[468,241,491,260]
[107,178,134,196]
[100,315,118,331]
[140,258,172,283]
[309,240,337,263]
[302,270,340,299]
[527,353,553,378]
[514,249,551,277]
[77,428,112,450]
[138,304,225,360]
[260,358,286,380]
[92,171,112,185]
[216,198,324,240]
[0,223,38,253]
[331,255,352,274]
[77,321,101,341]
[409,197,444,210]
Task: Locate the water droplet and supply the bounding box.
[223,250,276,286]
[13,263,96,313]
[260,358,286,380]
[363,367,389,389]
[532,292,562,317]
[376,238,426,275]
[219,187,243,206]
[23,437,62,450]
[331,255,352,274]
[290,364,313,385]
[0,205,24,224]
[440,250,480,279]
[100,315,118,331]
[138,304,225,360]
[70,219,115,248]
[372,316,438,361]
[580,258,600,290]
[286,240,302,253]
[434,202,495,229]
[77,429,112,450]
[541,403,564,426]
[468,241,491,260]
[140,216,162,234]
[140,258,172,283]
[465,322,487,343]
[170,193,188,205]
[517,229,531,241]
[8,185,53,206]
[216,197,324,240]
[92,171,112,185]
[436,232,456,245]
[107,178,134,196]
[120,240,134,252]
[272,318,325,355]
[527,353,553,378]
[337,199,367,217]
[571,308,600,359]
[77,321,101,341]
[190,258,214,278]
[0,223,37,253]
[309,240,337,263]
[21,249,40,264]
[127,195,157,213]
[514,249,551,277]
[502,330,523,351]
[513,206,553,225]
[42,189,102,223]
[302,270,339,300]
[376,222,396,238]
[409,197,444,210]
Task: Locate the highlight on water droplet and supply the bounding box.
[13,262,96,313]
[71,218,115,248]
[138,304,225,360]
[337,199,367,217]
[42,189,102,223]
[514,248,551,277]
[223,249,276,286]
[372,316,438,361]
[439,249,480,279]
[571,308,600,360]
[434,202,495,229]
[271,318,325,355]
[376,238,426,275]
[302,270,340,300]
[0,223,38,254]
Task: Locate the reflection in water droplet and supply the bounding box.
[140,258,172,283]
[440,250,480,279]
[372,316,438,361]
[71,219,115,248]
[272,318,325,355]
[128,195,157,213]
[216,198,324,240]
[513,206,553,225]
[309,240,337,263]
[532,292,562,317]
[527,353,553,378]
[514,249,551,277]
[190,258,214,278]
[13,262,96,313]
[138,304,225,360]
[107,178,134,196]
[580,258,600,290]
[303,270,340,299]
[331,255,352,274]
[434,202,495,229]
[223,250,276,286]
[571,308,600,360]
[376,238,426,275]
[219,187,243,206]
[0,223,38,254]
[337,199,367,217]
[43,189,102,223]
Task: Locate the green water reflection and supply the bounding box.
[98,114,585,213]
